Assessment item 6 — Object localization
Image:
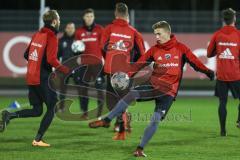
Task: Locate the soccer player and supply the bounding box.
[75,8,105,119]
[99,2,145,139]
[207,8,240,136]
[0,10,69,147]
[89,21,214,157]
[57,22,78,111]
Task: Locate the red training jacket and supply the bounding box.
[133,35,211,97]
[207,25,240,81]
[25,26,69,85]
[101,18,145,74]
[75,24,104,64]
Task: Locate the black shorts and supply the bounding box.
[133,83,174,119]
[215,80,240,99]
[134,83,173,102]
[28,80,57,106]
[154,94,174,119]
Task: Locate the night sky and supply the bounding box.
[1,0,239,11]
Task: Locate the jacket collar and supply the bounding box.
[41,24,58,35]
[222,25,237,31]
[63,33,75,39]
[112,18,129,26]
[156,34,177,50]
[83,22,96,32]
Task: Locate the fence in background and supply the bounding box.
[1,10,238,32]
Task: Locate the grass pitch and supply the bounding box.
[0,96,239,160]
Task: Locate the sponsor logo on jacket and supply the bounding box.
[158,63,179,67]
[111,33,131,39]
[29,49,38,61]
[218,42,237,47]
[219,48,235,59]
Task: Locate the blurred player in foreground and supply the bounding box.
[89,21,214,157]
[0,10,69,147]
[207,8,240,136]
[99,2,145,139]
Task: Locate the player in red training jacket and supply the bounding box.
[97,3,145,139]
[207,8,240,136]
[89,21,214,157]
[0,10,69,147]
[74,8,105,119]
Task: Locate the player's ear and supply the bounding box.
[52,19,56,26]
[167,30,171,36]
[114,10,118,18]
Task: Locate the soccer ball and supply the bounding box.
[71,40,85,53]
[111,72,130,90]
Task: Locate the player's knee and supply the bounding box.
[150,112,161,126]
[32,105,43,117]
[123,91,139,103]
[219,97,227,107]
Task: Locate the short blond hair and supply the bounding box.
[152,21,171,32]
[115,2,128,17]
[42,10,59,25]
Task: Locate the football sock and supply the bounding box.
[107,90,139,120]
[139,112,162,148]
[10,104,43,120]
[8,112,18,120]
[237,103,240,122]
[137,146,143,150]
[80,97,89,113]
[35,133,43,142]
[103,117,111,123]
[218,98,227,133]
[116,114,125,132]
[37,103,55,140]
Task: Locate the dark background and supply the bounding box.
[1,0,239,10]
[0,0,237,89]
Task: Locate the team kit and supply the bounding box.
[0,3,240,158]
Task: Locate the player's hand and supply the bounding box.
[206,70,215,81]
[59,65,71,75]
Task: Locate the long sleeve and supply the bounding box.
[207,33,217,58]
[46,35,69,74]
[100,25,111,55]
[182,44,210,74]
[24,34,35,60]
[129,47,154,76]
[24,45,30,60]
[98,26,105,58]
[134,30,146,56]
[75,29,81,40]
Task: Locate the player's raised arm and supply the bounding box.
[182,44,215,80]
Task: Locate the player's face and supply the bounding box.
[53,13,60,31]
[65,23,75,37]
[83,13,95,26]
[154,28,171,44]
